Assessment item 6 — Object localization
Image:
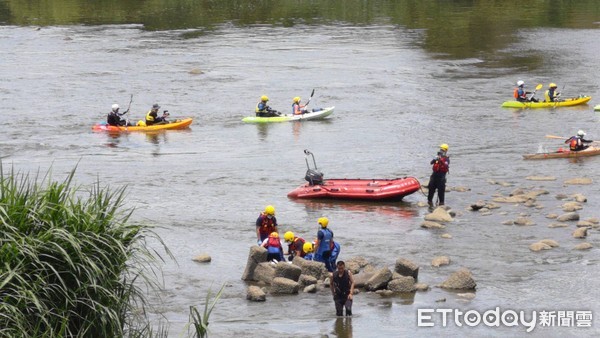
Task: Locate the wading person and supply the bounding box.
[427,144,450,208]
[330,261,354,317]
[256,205,278,244]
[313,217,334,272]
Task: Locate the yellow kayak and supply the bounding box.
[501,96,591,108]
[92,118,193,132]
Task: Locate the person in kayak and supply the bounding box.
[428,143,450,208]
[544,83,561,102]
[256,205,278,244]
[330,261,355,317]
[255,95,280,117]
[313,217,335,272]
[261,232,284,262]
[283,231,306,261]
[107,103,132,126]
[514,80,538,102]
[145,103,169,126]
[565,130,593,151]
[292,96,307,115]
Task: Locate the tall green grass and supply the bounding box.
[0,166,171,337]
[187,284,225,338]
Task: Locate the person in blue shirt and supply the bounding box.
[313,217,334,272]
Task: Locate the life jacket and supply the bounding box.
[146,110,156,122]
[330,241,341,262]
[316,228,333,255]
[569,138,578,151]
[292,103,303,115]
[266,235,282,254]
[258,213,277,236]
[256,101,267,113]
[513,87,519,99]
[432,156,449,173]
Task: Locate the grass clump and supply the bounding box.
[0,166,169,337]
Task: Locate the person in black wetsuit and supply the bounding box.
[330,261,355,317]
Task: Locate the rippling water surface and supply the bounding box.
[1,22,600,337]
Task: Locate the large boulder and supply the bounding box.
[274,262,302,281]
[298,274,317,286]
[387,276,416,292]
[424,208,453,223]
[440,268,476,290]
[295,258,327,280]
[557,212,580,222]
[241,246,268,281]
[352,270,376,289]
[365,267,393,291]
[246,286,266,301]
[394,258,419,279]
[270,277,300,294]
[254,262,276,284]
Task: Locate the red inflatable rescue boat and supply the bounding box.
[287,150,421,201]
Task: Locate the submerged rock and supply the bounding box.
[529,242,552,251]
[574,243,593,250]
[246,286,266,302]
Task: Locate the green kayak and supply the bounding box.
[242,107,334,123]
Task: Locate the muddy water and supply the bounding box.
[1,22,600,337]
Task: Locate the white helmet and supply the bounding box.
[577,130,586,137]
[112,104,119,112]
[516,80,524,87]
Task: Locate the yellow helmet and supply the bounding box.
[549,83,557,88]
[303,242,314,254]
[284,231,295,243]
[440,144,449,151]
[261,95,269,101]
[293,96,301,103]
[264,205,275,215]
[270,231,279,238]
[318,217,329,228]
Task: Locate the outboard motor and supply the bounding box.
[303,149,324,186]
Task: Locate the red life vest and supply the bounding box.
[513,88,519,99]
[570,138,578,151]
[258,213,276,236]
[432,156,449,173]
[267,236,281,248]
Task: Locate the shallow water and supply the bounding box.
[1,20,600,337]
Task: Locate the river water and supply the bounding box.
[1,16,600,338]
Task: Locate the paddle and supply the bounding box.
[304,89,315,108]
[123,94,133,126]
[545,134,568,140]
[528,84,543,102]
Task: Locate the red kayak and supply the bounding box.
[287,177,421,201]
[287,150,421,201]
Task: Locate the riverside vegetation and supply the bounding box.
[0,166,221,338]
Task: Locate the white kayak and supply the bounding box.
[242,107,334,123]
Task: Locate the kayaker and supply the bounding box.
[107,103,131,126]
[256,205,278,244]
[427,144,450,208]
[255,95,280,117]
[565,130,593,151]
[292,96,307,115]
[313,217,335,272]
[145,103,169,126]
[283,231,306,261]
[330,260,355,317]
[514,81,538,102]
[261,232,284,262]
[544,83,561,102]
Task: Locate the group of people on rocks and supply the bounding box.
[255,205,353,316]
[255,205,340,271]
[106,103,170,127]
[254,95,309,117]
[513,80,561,102]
